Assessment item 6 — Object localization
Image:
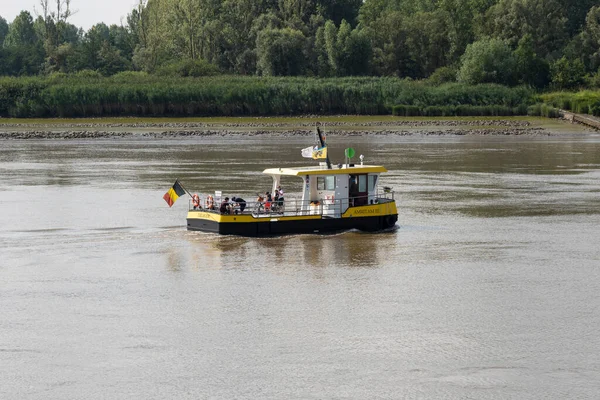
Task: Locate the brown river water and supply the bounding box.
[1,131,600,399]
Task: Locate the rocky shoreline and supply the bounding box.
[0,119,532,130]
[0,127,550,140]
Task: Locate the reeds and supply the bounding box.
[0,75,536,118]
[540,91,600,116]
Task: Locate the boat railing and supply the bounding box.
[188,189,395,217]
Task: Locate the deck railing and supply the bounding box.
[188,189,395,217]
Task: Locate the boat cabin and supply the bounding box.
[263,163,388,218]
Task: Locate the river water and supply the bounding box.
[1,132,600,399]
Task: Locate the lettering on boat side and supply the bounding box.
[195,212,218,220]
[353,208,380,215]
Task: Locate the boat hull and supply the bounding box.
[187,201,398,237]
[187,214,397,236]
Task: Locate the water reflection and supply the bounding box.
[180,229,395,271]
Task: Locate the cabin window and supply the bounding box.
[368,175,378,192]
[317,176,336,190]
[317,177,325,190]
[325,176,335,190]
[358,175,367,192]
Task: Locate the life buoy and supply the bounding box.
[206,195,214,209]
[192,194,200,208]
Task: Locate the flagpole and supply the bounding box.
[177,179,193,198]
[316,124,332,169]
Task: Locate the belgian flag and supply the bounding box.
[163,180,186,207]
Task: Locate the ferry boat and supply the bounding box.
[186,128,398,236]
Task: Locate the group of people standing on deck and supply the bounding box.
[255,185,284,213]
[213,185,284,215]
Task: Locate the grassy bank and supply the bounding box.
[0,74,536,118]
[540,91,600,116]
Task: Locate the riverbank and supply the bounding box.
[0,116,589,139]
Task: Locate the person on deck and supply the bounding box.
[276,185,284,207]
[349,177,358,206]
[265,192,272,211]
[220,197,231,214]
[231,196,246,213]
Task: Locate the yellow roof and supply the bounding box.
[263,165,388,176]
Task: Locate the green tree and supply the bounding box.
[580,6,600,73]
[256,27,307,76]
[317,0,362,26]
[550,56,585,90]
[363,11,415,77]
[437,0,496,64]
[4,11,38,47]
[403,11,450,78]
[563,0,597,37]
[0,16,8,47]
[481,0,567,58]
[458,37,517,85]
[97,41,131,75]
[514,34,549,88]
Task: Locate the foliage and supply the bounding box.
[540,90,600,115]
[480,0,567,59]
[2,0,600,107]
[256,28,307,76]
[154,59,220,77]
[514,34,550,88]
[428,66,458,85]
[457,38,517,85]
[526,103,560,118]
[550,57,586,90]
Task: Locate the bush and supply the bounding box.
[0,75,536,118]
[73,69,103,80]
[154,59,220,77]
[527,103,559,118]
[457,38,517,86]
[392,104,529,117]
[110,71,150,83]
[427,66,458,86]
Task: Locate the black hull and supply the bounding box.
[187,214,398,237]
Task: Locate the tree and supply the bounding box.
[322,20,372,76]
[0,16,8,47]
[4,11,38,47]
[481,0,567,58]
[317,0,362,26]
[436,0,495,64]
[97,41,130,75]
[256,27,307,76]
[458,38,517,85]
[551,57,585,90]
[402,11,450,78]
[363,11,415,77]
[580,6,600,73]
[514,34,550,88]
[562,0,597,37]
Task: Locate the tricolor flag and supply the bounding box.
[312,146,327,159]
[163,180,186,207]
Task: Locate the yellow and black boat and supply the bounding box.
[186,128,398,236]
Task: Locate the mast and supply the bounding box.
[316,125,332,169]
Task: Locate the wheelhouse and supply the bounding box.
[263,163,392,218]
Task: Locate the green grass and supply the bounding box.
[0,75,536,118]
[540,90,600,116]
